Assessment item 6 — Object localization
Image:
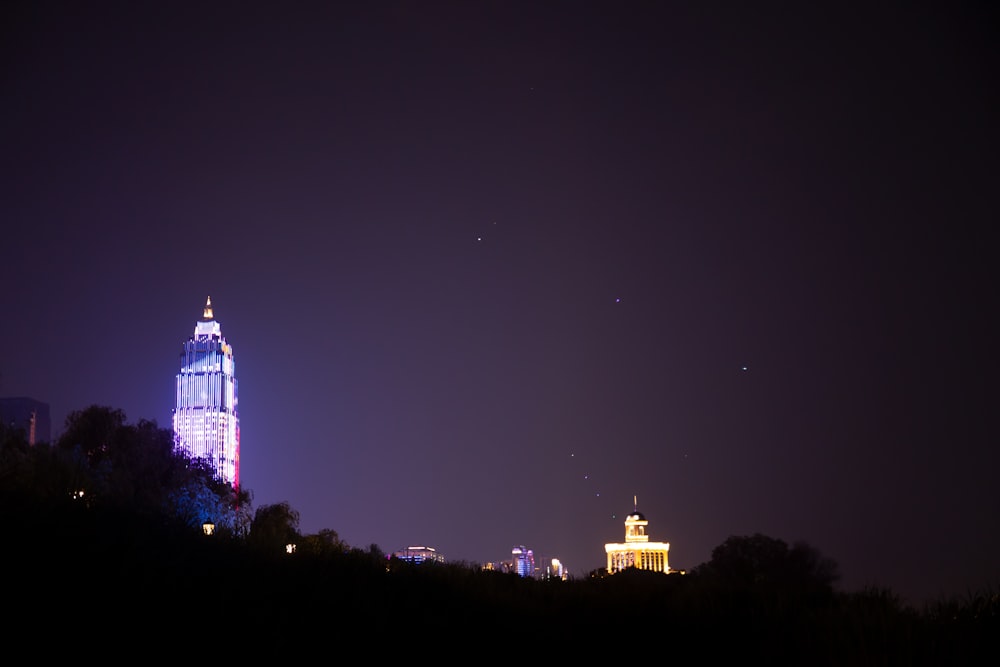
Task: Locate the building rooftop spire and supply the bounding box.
[203,296,214,320]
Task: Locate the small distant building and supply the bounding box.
[393,545,445,564]
[604,496,670,574]
[512,545,535,577]
[483,560,514,573]
[0,397,51,445]
[485,550,565,579]
[544,557,567,580]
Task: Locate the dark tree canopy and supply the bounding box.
[298,528,347,557]
[697,532,840,597]
[249,501,302,554]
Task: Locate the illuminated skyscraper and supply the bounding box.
[512,545,535,577]
[172,297,240,487]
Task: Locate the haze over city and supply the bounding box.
[2,1,997,606]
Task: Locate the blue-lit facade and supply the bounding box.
[393,546,445,564]
[512,545,535,577]
[173,297,240,487]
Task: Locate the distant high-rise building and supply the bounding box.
[512,545,535,577]
[393,546,445,564]
[0,396,51,444]
[172,297,240,487]
[604,496,670,574]
[544,557,567,580]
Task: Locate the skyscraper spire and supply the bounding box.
[203,296,214,320]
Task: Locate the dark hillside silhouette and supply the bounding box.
[1,406,995,661]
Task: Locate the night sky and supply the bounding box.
[2,1,997,606]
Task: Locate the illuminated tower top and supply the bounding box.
[624,495,649,543]
[194,295,222,340]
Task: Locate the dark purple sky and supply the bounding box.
[2,1,997,605]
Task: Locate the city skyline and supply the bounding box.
[2,1,997,606]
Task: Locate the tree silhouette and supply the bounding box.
[696,532,840,602]
[298,528,347,557]
[702,532,793,586]
[249,501,301,554]
[47,405,246,529]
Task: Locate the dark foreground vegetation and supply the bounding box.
[2,406,996,662]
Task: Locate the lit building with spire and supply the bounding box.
[604,496,670,574]
[172,297,240,487]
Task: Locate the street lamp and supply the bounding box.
[202,521,216,536]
